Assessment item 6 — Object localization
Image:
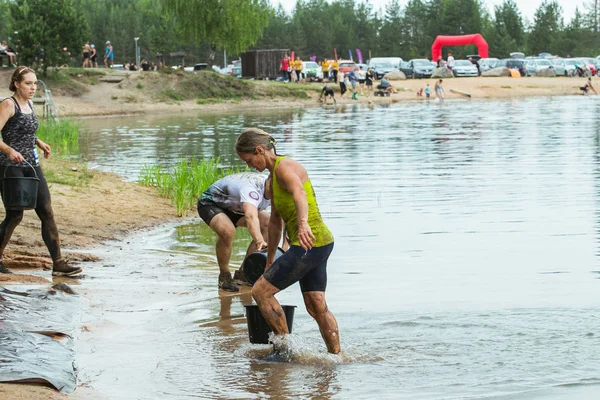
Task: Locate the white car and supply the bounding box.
[451,60,479,77]
[525,59,553,76]
[302,61,324,82]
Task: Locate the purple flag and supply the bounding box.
[310,55,317,62]
[356,48,363,64]
[348,49,353,61]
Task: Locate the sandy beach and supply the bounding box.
[0,69,597,398]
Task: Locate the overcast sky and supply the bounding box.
[273,0,588,23]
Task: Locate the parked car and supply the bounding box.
[369,61,398,79]
[510,52,525,59]
[505,59,528,76]
[367,57,402,78]
[193,63,208,71]
[408,59,434,78]
[451,60,479,77]
[302,61,324,82]
[525,59,553,76]
[478,58,500,73]
[398,61,414,78]
[337,59,356,73]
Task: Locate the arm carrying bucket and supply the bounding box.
[1,160,39,210]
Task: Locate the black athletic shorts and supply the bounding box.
[262,243,334,292]
[197,199,244,226]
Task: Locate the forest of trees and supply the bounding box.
[0,0,599,69]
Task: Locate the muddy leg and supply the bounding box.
[252,276,288,334]
[303,291,340,354]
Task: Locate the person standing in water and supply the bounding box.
[0,67,82,276]
[235,128,340,354]
[435,79,444,101]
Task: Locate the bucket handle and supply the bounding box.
[3,159,38,180]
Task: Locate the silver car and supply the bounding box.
[478,58,499,72]
[525,59,553,76]
[452,60,479,77]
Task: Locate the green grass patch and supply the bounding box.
[136,83,143,89]
[501,85,512,89]
[43,161,94,186]
[36,119,81,157]
[139,157,246,217]
[162,88,183,101]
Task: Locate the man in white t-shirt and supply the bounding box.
[198,172,271,291]
[447,52,455,70]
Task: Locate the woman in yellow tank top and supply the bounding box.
[235,128,340,354]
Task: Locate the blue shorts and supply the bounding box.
[263,243,334,292]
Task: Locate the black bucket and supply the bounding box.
[242,247,285,285]
[1,162,39,210]
[244,304,296,344]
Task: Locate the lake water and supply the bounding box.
[73,97,600,399]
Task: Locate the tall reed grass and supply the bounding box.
[139,157,245,217]
[37,119,81,156]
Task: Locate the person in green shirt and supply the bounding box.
[235,128,340,355]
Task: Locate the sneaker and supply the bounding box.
[218,272,239,292]
[52,259,83,277]
[0,261,12,274]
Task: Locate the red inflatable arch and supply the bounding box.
[431,34,488,61]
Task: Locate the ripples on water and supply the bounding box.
[79,97,600,399]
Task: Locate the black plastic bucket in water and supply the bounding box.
[1,162,39,210]
[244,304,296,344]
[242,247,285,285]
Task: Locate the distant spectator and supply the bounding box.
[0,41,17,67]
[331,59,338,83]
[347,68,358,100]
[141,59,150,71]
[357,65,366,95]
[104,41,114,68]
[436,56,444,68]
[280,54,291,82]
[321,59,330,82]
[82,42,91,68]
[338,70,347,98]
[447,52,455,69]
[90,44,98,68]
[129,63,137,71]
[365,67,375,97]
[425,83,431,99]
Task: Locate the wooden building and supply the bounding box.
[241,49,289,80]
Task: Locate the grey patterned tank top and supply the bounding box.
[0,97,39,167]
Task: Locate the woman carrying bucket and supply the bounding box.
[235,128,340,354]
[0,66,82,276]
